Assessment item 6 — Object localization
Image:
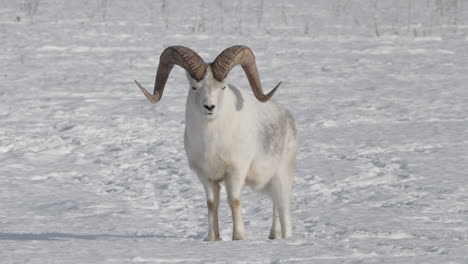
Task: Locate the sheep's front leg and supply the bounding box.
[268,204,282,239]
[202,180,221,241]
[225,170,247,240]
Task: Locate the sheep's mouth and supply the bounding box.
[203,112,216,118]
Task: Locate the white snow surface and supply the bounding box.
[1,0,468,263]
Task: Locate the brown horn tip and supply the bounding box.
[135,80,161,104]
[257,81,282,102]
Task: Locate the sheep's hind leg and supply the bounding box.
[270,173,293,238]
[202,180,222,241]
[268,204,282,239]
[277,196,292,238]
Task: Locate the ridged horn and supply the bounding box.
[211,45,281,102]
[135,46,208,103]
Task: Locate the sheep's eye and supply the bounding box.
[222,86,226,90]
[192,86,197,90]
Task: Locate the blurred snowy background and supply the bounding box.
[1,0,467,263]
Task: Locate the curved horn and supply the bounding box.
[135,46,208,103]
[211,45,281,102]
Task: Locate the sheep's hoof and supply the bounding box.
[232,233,246,240]
[268,231,282,240]
[204,235,222,241]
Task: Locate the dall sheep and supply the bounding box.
[135,45,297,240]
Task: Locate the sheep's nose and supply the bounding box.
[204,104,216,111]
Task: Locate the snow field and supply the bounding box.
[1,0,468,263]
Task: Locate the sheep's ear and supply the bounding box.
[185,71,195,82]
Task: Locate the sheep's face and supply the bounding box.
[187,69,228,120]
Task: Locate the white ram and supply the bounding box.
[135,45,297,240]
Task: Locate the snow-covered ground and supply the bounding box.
[1,0,468,263]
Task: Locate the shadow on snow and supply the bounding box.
[0,232,169,241]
